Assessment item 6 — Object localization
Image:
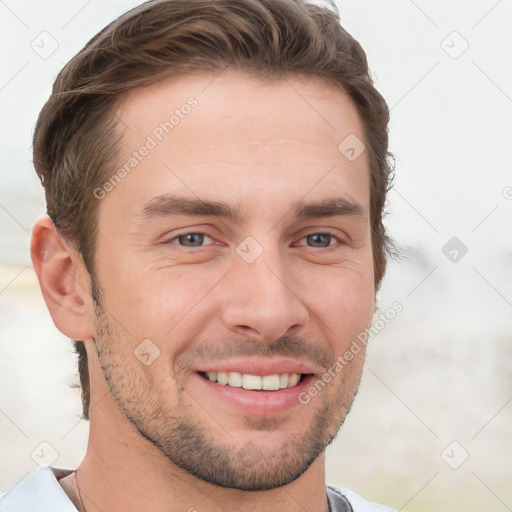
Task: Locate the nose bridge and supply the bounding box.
[219,242,308,341]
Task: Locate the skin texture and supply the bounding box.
[31,71,375,512]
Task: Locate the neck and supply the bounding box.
[76,449,328,512]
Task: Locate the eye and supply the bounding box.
[295,233,341,248]
[170,232,214,247]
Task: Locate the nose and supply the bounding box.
[218,249,309,342]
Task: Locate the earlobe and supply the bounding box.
[31,215,95,340]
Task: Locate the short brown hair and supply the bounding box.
[33,0,394,419]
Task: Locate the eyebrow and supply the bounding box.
[294,197,367,221]
[137,194,366,223]
[138,194,243,222]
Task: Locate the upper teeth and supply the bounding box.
[205,372,301,390]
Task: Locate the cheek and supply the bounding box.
[292,262,375,346]
[97,259,226,347]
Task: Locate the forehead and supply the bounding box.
[104,71,370,221]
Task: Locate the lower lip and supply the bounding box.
[194,373,315,416]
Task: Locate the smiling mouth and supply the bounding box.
[199,371,307,391]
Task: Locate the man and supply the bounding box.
[0,0,396,510]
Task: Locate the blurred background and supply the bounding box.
[0,1,511,511]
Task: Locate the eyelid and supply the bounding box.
[160,226,348,247]
[172,233,214,245]
[293,229,347,246]
[161,226,219,245]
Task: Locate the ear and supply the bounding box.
[31,215,95,340]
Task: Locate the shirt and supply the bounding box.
[0,466,397,512]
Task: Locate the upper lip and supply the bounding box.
[196,357,319,377]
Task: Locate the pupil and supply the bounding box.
[308,234,330,247]
[180,233,204,246]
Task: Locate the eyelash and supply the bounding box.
[165,230,345,249]
[295,232,343,248]
[169,232,216,247]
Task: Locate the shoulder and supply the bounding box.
[0,466,77,512]
[327,484,397,512]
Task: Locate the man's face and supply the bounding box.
[91,71,375,490]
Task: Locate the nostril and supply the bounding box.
[237,325,256,331]
[235,324,262,337]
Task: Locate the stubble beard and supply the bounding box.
[91,290,363,491]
